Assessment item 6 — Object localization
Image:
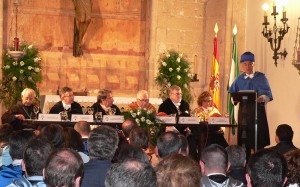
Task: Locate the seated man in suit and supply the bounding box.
[2,88,39,130]
[200,144,244,187]
[49,86,83,119]
[128,90,156,111]
[91,89,121,115]
[269,124,298,155]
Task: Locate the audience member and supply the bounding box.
[0,130,35,186]
[63,127,89,163]
[226,145,247,185]
[8,137,53,187]
[44,148,84,187]
[40,124,65,148]
[179,135,189,157]
[121,118,138,140]
[0,123,14,166]
[128,90,156,111]
[156,131,181,159]
[49,86,83,119]
[2,88,39,130]
[117,144,149,164]
[200,144,243,187]
[269,124,298,155]
[156,153,200,187]
[74,121,91,155]
[285,149,300,186]
[246,149,287,187]
[129,127,149,150]
[105,159,156,187]
[81,126,119,187]
[91,89,121,115]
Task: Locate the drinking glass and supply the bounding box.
[60,110,68,121]
[33,105,40,120]
[87,107,94,115]
[95,112,103,122]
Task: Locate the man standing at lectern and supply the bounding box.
[229,51,272,159]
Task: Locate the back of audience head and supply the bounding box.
[74,121,90,138]
[284,149,300,186]
[23,137,54,176]
[40,124,64,148]
[105,159,156,187]
[129,127,149,149]
[121,119,138,138]
[200,144,228,175]
[156,131,181,158]
[178,135,189,156]
[156,153,200,187]
[246,149,287,187]
[226,145,246,169]
[0,123,13,146]
[117,144,149,164]
[44,148,83,187]
[64,127,84,152]
[9,130,35,160]
[88,125,119,160]
[276,124,293,142]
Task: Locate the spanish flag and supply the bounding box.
[209,23,221,110]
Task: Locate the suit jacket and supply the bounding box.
[1,102,38,130]
[201,174,244,187]
[269,141,298,155]
[81,159,112,187]
[158,98,190,134]
[91,102,121,115]
[49,101,83,120]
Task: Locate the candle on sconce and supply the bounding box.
[14,37,19,51]
[272,0,276,14]
[194,55,197,73]
[282,6,286,19]
[262,3,269,24]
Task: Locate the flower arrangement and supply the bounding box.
[123,108,162,146]
[0,43,42,108]
[155,50,193,103]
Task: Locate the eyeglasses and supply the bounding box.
[138,99,149,102]
[171,93,182,96]
[203,100,212,103]
[63,94,74,98]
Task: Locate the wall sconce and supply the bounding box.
[262,1,289,66]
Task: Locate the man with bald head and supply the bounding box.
[74,121,91,155]
[2,88,39,130]
[128,90,156,111]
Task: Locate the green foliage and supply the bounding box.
[0,43,42,108]
[155,50,193,103]
[123,108,162,146]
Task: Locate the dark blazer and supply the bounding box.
[1,102,39,130]
[269,141,298,155]
[49,101,83,120]
[158,98,190,116]
[81,159,112,187]
[91,102,121,115]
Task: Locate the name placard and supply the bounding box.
[156,116,176,124]
[178,117,199,124]
[38,114,61,121]
[71,115,94,122]
[102,115,124,123]
[209,117,230,124]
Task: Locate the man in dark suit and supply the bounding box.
[81,126,119,187]
[269,124,298,154]
[200,144,244,187]
[91,89,121,116]
[49,86,83,119]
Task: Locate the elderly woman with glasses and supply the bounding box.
[194,91,228,148]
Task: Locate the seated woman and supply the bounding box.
[194,91,228,148]
[91,89,121,115]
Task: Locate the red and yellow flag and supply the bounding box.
[209,24,221,110]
